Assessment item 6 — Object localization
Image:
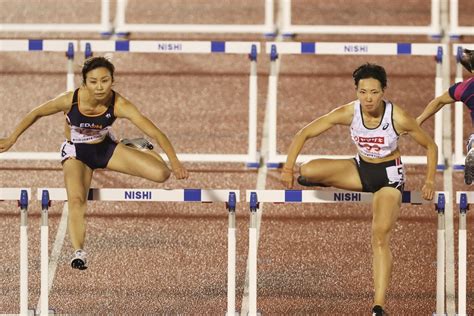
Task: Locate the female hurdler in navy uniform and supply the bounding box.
[0,56,189,270]
[417,48,474,183]
[280,63,437,315]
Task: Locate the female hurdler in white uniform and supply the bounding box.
[280,63,437,315]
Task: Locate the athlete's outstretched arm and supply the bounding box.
[281,103,353,188]
[114,96,188,179]
[395,105,437,200]
[0,92,71,152]
[416,91,455,126]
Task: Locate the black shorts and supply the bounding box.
[354,155,405,193]
[60,136,118,170]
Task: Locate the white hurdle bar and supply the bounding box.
[0,0,112,35]
[279,0,441,37]
[37,188,240,315]
[0,188,31,316]
[455,192,470,316]
[245,190,447,316]
[452,44,474,169]
[265,42,447,168]
[113,0,275,36]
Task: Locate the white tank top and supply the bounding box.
[350,100,399,159]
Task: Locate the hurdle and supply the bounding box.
[245,189,447,316]
[264,42,447,168]
[0,39,76,92]
[0,39,77,162]
[0,0,112,35]
[0,188,32,316]
[77,40,260,167]
[452,44,474,169]
[36,188,239,315]
[113,0,275,36]
[449,0,474,37]
[278,0,441,37]
[455,192,470,316]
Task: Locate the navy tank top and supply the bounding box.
[66,89,117,143]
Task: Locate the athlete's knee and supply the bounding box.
[299,162,313,177]
[371,226,391,249]
[68,198,87,221]
[149,167,171,183]
[68,195,87,209]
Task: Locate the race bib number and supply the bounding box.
[386,165,404,183]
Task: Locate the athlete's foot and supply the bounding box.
[121,138,154,150]
[464,149,474,184]
[71,249,88,270]
[297,176,328,187]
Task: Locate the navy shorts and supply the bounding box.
[60,136,118,170]
[354,155,405,193]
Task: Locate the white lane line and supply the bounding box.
[35,202,69,313]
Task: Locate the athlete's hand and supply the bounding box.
[171,162,189,180]
[0,137,15,153]
[422,180,435,200]
[280,166,294,189]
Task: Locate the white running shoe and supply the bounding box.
[121,138,154,150]
[70,249,87,270]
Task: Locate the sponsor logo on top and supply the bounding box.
[125,190,152,200]
[334,192,362,201]
[344,45,368,53]
[157,42,183,52]
[79,123,103,129]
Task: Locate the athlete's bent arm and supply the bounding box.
[281,103,353,188]
[416,91,454,126]
[0,92,71,152]
[114,97,188,179]
[395,106,437,200]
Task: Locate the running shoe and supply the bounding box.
[465,149,474,185]
[121,138,154,150]
[372,305,387,316]
[70,249,88,270]
[297,176,327,187]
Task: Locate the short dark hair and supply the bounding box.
[82,56,115,84]
[352,63,387,90]
[460,49,474,73]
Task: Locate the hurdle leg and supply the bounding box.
[247,45,258,168]
[267,46,279,167]
[434,49,444,167]
[19,190,29,316]
[436,207,445,315]
[248,192,259,316]
[66,43,75,92]
[40,191,50,316]
[227,192,238,315]
[458,206,467,316]
[453,57,464,167]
